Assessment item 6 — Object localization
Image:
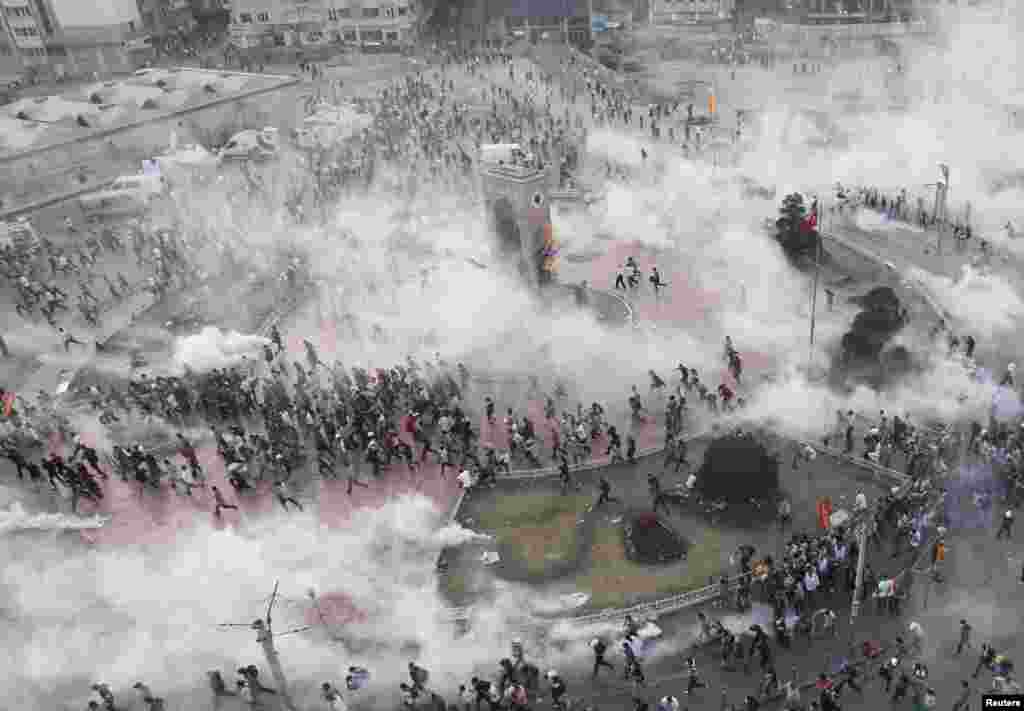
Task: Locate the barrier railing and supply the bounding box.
[440,469,916,626]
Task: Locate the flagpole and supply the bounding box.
[808,200,822,373]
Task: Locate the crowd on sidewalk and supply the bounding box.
[4,42,1021,711]
[0,216,185,357]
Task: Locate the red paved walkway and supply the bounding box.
[576,240,777,389]
[62,411,662,548]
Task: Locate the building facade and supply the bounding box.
[0,0,144,81]
[137,0,197,43]
[228,0,417,49]
[0,0,48,80]
[503,0,593,46]
[651,0,734,25]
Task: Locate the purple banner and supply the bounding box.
[507,0,579,17]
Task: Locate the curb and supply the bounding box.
[0,181,115,221]
[442,473,929,627]
[819,230,952,325]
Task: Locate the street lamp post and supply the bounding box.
[807,200,823,373]
[849,519,869,628]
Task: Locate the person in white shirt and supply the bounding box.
[658,695,680,711]
[457,468,477,489]
[274,479,304,511]
[321,682,348,711]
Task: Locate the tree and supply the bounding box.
[840,287,906,364]
[697,434,780,503]
[775,192,820,260]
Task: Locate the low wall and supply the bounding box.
[771,19,930,43]
[438,230,943,627]
[820,229,951,325]
[0,73,302,211]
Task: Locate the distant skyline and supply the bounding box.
[45,0,140,28]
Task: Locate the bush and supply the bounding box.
[841,287,905,363]
[697,434,780,502]
[774,192,821,261]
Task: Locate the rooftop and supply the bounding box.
[0,67,294,159]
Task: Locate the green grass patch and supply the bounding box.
[474,493,591,576]
[575,524,724,609]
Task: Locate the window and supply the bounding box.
[255,11,269,21]
[362,7,379,17]
[238,12,252,22]
[386,31,398,40]
[362,29,382,40]
[327,8,338,20]
[342,29,356,40]
[384,7,395,17]
[6,6,32,17]
[338,7,351,16]
[397,6,407,15]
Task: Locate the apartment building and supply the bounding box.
[0,0,47,80]
[137,0,197,41]
[651,0,735,25]
[228,0,417,49]
[0,0,143,81]
[502,0,593,46]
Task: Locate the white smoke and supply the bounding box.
[905,264,1024,339]
[0,501,108,534]
[8,10,1024,709]
[2,494,578,709]
[171,326,270,373]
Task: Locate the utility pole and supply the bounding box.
[849,518,870,631]
[219,581,308,711]
[808,201,823,372]
[936,163,950,254]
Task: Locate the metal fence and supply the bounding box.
[439,452,914,627]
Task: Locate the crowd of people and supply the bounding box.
[1,37,1020,711]
[831,182,1007,257]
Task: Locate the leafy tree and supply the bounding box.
[840,287,906,364]
[697,434,780,502]
[775,192,821,260]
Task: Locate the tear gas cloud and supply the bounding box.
[8,7,1024,707]
[171,326,269,374]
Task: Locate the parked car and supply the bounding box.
[79,174,167,219]
[218,128,280,162]
[0,217,41,259]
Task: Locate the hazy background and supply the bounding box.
[3,4,1024,707]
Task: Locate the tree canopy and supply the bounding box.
[697,434,780,502]
[841,286,906,363]
[774,192,821,261]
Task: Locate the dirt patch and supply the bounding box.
[474,493,592,581]
[0,353,41,391]
[574,523,724,609]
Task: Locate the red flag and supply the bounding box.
[817,497,833,530]
[800,212,818,233]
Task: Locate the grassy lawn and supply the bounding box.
[474,493,592,576]
[574,524,725,609]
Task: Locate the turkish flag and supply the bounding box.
[800,213,818,233]
[817,497,833,530]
